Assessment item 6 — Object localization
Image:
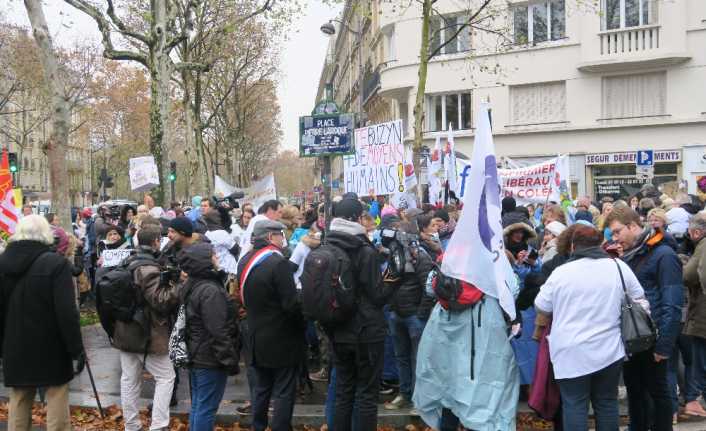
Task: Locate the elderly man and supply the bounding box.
[237,219,303,431]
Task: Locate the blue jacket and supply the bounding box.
[622,233,684,357]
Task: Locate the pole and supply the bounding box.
[171,180,176,204]
[83,353,105,419]
[357,14,364,122]
[323,155,332,236]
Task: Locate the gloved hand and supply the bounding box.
[73,352,86,375]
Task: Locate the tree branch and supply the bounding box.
[106,0,150,45]
[427,0,492,60]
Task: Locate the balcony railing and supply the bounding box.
[600,25,660,55]
[362,69,380,104]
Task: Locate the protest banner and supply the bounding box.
[247,174,277,211]
[129,156,160,192]
[214,175,241,197]
[102,249,133,268]
[390,191,418,210]
[456,155,571,204]
[343,120,405,197]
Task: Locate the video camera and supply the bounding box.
[160,265,181,285]
[380,228,419,277]
[213,191,245,211]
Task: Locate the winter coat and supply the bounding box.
[388,247,434,318]
[238,242,305,368]
[684,238,706,339]
[179,244,239,371]
[0,240,84,387]
[326,218,394,344]
[622,229,684,357]
[112,247,180,355]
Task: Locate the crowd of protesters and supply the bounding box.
[3,182,706,431]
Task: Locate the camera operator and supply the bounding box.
[162,216,203,270]
[380,221,434,411]
[112,225,180,431]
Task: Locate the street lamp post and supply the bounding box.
[320,14,365,229]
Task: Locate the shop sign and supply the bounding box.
[585,150,681,166]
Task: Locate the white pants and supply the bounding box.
[120,351,175,431]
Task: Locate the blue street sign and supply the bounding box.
[636,150,654,166]
[299,113,355,157]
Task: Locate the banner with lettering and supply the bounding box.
[456,155,571,204]
[343,120,405,197]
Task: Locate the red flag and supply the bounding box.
[0,148,19,235]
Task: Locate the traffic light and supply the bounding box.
[169,161,177,182]
[8,152,17,173]
[104,175,114,189]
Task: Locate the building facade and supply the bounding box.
[317,0,706,200]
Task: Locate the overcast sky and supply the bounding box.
[4,0,341,152]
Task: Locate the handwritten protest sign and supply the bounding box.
[456,155,571,204]
[343,120,405,197]
[129,156,160,192]
[102,249,133,268]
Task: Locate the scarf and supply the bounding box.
[569,245,609,261]
[622,227,662,262]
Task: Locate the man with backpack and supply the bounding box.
[238,219,304,431]
[324,197,393,431]
[110,226,180,431]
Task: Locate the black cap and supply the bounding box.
[334,198,364,221]
[169,216,193,237]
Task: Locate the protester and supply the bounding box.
[203,210,238,275]
[433,208,455,250]
[535,225,647,429]
[288,208,316,252]
[607,206,683,431]
[279,205,301,241]
[231,207,255,246]
[384,221,434,410]
[0,215,84,431]
[327,197,393,431]
[239,200,284,259]
[119,205,136,231]
[178,243,239,431]
[416,213,442,261]
[113,226,179,431]
[238,219,304,431]
[682,213,706,417]
[540,221,566,262]
[163,216,201,267]
[501,196,529,227]
[21,204,32,217]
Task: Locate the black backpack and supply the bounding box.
[95,254,155,339]
[300,243,357,329]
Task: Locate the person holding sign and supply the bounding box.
[97,225,130,267]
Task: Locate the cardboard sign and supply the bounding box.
[129,156,160,192]
[101,249,133,268]
[343,120,405,197]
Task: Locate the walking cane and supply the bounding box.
[83,352,105,419]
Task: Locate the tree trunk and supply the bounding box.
[193,73,211,194]
[412,0,433,202]
[23,0,71,232]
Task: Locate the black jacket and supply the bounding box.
[388,247,434,318]
[0,240,84,387]
[179,244,238,371]
[326,219,393,344]
[238,241,304,368]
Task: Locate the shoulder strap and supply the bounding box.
[613,258,631,304]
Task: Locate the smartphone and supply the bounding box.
[528,248,539,260]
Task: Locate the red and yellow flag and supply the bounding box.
[0,148,19,235]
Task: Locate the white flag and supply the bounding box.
[440,103,517,320]
[444,124,458,197]
[403,145,418,190]
[427,136,443,205]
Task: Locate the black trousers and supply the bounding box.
[251,365,297,431]
[333,341,385,431]
[623,350,673,431]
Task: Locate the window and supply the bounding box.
[23,157,29,170]
[426,92,472,132]
[513,0,565,45]
[603,0,656,30]
[510,81,566,124]
[602,72,666,119]
[430,15,471,56]
[383,26,396,62]
[399,101,409,133]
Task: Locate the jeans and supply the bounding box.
[333,341,385,431]
[556,359,622,431]
[251,366,297,431]
[388,312,425,398]
[686,336,706,403]
[326,368,359,430]
[623,350,673,431]
[189,368,228,431]
[668,332,695,411]
[120,352,175,431]
[383,306,399,382]
[439,408,460,431]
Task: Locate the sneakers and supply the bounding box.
[236,402,252,415]
[384,394,412,410]
[380,379,399,395]
[309,367,329,382]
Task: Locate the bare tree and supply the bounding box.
[23,0,71,231]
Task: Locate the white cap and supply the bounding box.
[545,221,567,237]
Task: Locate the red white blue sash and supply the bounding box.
[239,246,282,306]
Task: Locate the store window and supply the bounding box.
[592,162,678,200]
[513,0,565,45]
[426,92,472,132]
[603,0,657,30]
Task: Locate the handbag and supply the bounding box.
[614,259,657,355]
